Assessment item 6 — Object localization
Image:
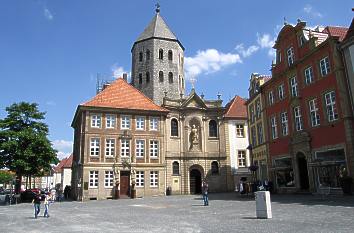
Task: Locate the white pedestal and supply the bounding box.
[255,191,272,219]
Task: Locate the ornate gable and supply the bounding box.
[181,89,207,109]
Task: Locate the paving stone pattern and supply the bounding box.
[1,193,354,233]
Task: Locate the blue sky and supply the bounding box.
[0,0,352,159]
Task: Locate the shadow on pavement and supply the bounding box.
[195,192,354,207]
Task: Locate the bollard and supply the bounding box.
[255,191,272,219]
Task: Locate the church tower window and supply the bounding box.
[159,71,164,82]
[168,72,173,83]
[138,73,143,85]
[171,118,178,137]
[139,52,143,62]
[168,50,173,61]
[209,120,217,137]
[146,72,150,83]
[146,50,150,60]
[159,49,164,60]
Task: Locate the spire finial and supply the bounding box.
[155,3,160,13]
[283,17,288,25]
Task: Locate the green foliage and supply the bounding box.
[0,170,14,184]
[0,102,58,177]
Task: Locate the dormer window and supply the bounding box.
[159,49,163,60]
[287,47,294,66]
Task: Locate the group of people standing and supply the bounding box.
[32,193,52,219]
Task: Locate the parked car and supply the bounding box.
[0,189,16,204]
[20,189,37,202]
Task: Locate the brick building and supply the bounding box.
[263,20,353,193]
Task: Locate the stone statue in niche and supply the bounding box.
[190,124,200,150]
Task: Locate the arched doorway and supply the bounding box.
[297,153,309,190]
[189,166,203,194]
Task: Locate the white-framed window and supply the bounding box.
[135,140,145,158]
[106,114,116,128]
[91,114,101,128]
[150,171,158,187]
[237,150,246,167]
[299,35,306,47]
[90,138,100,157]
[309,99,320,126]
[287,47,294,66]
[104,171,114,188]
[256,100,261,118]
[105,139,115,157]
[149,140,159,158]
[121,115,131,129]
[136,116,145,130]
[294,106,303,131]
[270,116,278,139]
[281,112,288,136]
[136,171,144,187]
[304,66,314,85]
[320,56,330,77]
[150,117,159,131]
[236,124,245,137]
[278,84,284,100]
[277,49,282,64]
[268,91,274,105]
[325,91,338,122]
[290,76,298,97]
[257,123,263,144]
[120,139,130,157]
[89,171,98,188]
[251,126,257,147]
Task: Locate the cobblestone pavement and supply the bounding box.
[1,193,354,233]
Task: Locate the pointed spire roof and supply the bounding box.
[82,78,168,112]
[134,11,184,50]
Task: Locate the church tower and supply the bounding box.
[131,5,185,105]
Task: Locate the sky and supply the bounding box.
[0,0,353,159]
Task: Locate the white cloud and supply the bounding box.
[235,44,259,58]
[111,64,131,81]
[44,8,53,20]
[257,33,276,58]
[303,4,323,18]
[52,140,72,159]
[185,49,242,80]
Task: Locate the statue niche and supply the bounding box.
[189,120,201,151]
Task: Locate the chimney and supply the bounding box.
[123,73,128,81]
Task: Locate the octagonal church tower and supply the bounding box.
[131,6,185,105]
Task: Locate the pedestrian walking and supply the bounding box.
[32,193,41,219]
[44,193,51,218]
[202,180,209,206]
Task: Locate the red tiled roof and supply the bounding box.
[82,78,168,112]
[224,95,247,119]
[62,154,73,168]
[322,26,348,41]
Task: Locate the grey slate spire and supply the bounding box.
[135,12,178,43]
[131,7,185,105]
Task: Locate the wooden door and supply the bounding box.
[120,175,129,196]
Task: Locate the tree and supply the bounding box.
[0,170,14,185]
[0,102,58,193]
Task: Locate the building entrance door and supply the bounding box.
[190,169,202,194]
[120,172,130,197]
[297,153,310,190]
